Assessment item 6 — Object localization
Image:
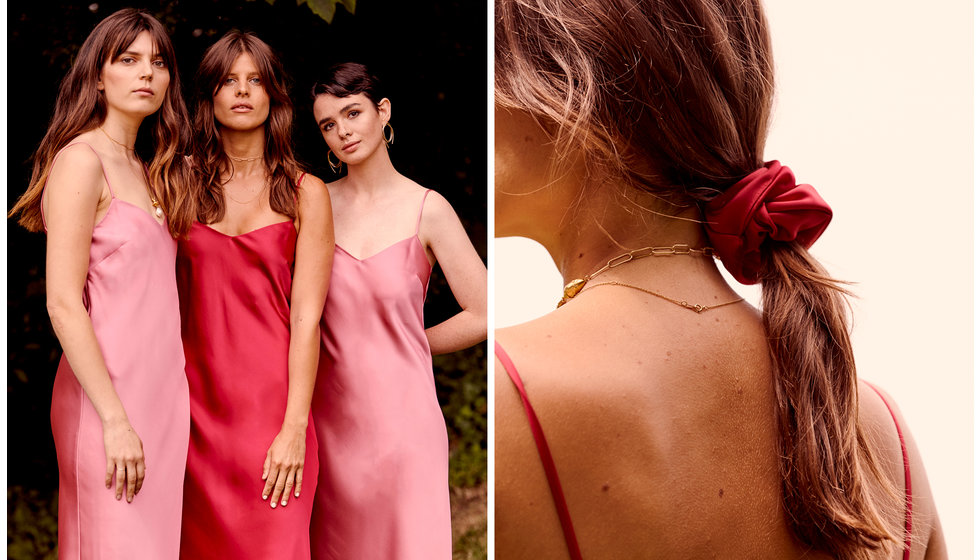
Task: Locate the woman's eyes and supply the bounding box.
[118,56,166,68]
[223,77,262,86]
[322,123,335,131]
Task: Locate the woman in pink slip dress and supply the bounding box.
[308,63,487,560]
[176,31,333,559]
[7,8,194,559]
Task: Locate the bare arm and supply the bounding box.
[262,174,334,508]
[421,191,487,354]
[45,144,146,503]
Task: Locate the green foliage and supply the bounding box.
[260,0,355,23]
[454,525,488,560]
[7,487,58,560]
[434,344,488,487]
[302,0,356,23]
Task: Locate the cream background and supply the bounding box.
[492,1,973,556]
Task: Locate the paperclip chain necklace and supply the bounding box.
[556,244,743,313]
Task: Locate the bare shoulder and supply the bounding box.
[46,142,106,198]
[296,173,330,203]
[419,187,452,211]
[858,381,946,559]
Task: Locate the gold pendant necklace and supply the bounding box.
[100,127,164,219]
[556,243,741,313]
[558,244,715,307]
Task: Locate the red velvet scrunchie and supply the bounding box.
[703,161,833,285]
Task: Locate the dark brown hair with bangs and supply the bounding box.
[191,30,302,224]
[9,7,194,237]
[496,0,901,558]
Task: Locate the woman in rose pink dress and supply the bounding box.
[308,63,487,559]
[8,8,194,559]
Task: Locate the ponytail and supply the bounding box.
[760,242,899,558]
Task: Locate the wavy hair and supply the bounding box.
[191,31,302,223]
[8,8,193,237]
[496,0,901,557]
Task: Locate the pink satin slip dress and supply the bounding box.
[311,189,452,559]
[176,215,318,559]
[46,142,190,559]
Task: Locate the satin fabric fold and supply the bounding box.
[311,191,452,560]
[177,221,318,559]
[46,144,190,559]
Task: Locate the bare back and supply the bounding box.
[495,289,943,559]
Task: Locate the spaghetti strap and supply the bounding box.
[864,381,912,560]
[292,172,307,204]
[414,189,431,235]
[495,341,583,560]
[40,142,114,230]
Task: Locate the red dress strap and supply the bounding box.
[495,341,583,560]
[864,381,912,560]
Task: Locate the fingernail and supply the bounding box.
[271,501,277,509]
[262,494,268,500]
[281,499,287,506]
[295,492,300,497]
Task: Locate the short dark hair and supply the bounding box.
[311,62,384,106]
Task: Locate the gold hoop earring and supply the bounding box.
[327,150,343,173]
[383,122,394,147]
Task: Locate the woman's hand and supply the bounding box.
[261,424,306,508]
[102,418,145,503]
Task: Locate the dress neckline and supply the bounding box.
[195,220,294,239]
[335,234,426,263]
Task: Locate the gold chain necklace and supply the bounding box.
[580,281,743,313]
[558,244,715,307]
[225,183,269,205]
[228,154,264,162]
[99,127,164,219]
[99,126,134,151]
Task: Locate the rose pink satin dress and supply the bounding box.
[311,189,452,559]
[176,216,318,559]
[45,142,190,559]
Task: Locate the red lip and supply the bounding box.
[342,141,359,152]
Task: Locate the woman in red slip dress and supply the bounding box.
[493,0,947,559]
[8,8,195,559]
[176,31,333,559]
[308,63,487,560]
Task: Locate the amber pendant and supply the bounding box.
[557,278,586,308]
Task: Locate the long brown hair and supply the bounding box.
[191,31,301,224]
[8,8,194,238]
[496,0,900,557]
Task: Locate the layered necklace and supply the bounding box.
[224,152,268,204]
[557,244,744,313]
